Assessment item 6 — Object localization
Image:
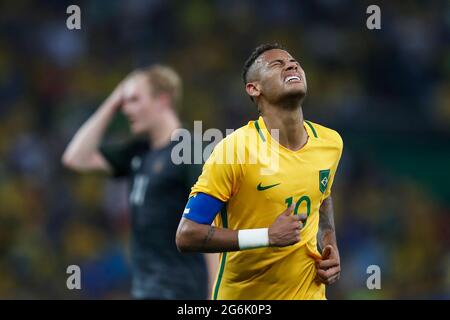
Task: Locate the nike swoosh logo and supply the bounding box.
[257,182,280,191]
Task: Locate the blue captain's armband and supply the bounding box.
[183,192,224,225]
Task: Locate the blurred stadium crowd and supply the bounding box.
[0,0,449,299]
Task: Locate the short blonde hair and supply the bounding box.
[130,64,183,111]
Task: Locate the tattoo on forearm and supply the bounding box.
[202,226,216,247]
[318,196,336,250]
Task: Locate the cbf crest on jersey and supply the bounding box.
[319,169,330,193]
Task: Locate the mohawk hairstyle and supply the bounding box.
[242,43,284,85]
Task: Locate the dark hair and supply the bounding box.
[242,43,284,84]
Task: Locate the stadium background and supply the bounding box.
[0,0,449,299]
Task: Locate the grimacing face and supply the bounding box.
[247,49,307,104]
[121,74,161,135]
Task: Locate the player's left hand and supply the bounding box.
[315,245,340,285]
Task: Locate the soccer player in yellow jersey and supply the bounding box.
[176,44,343,300]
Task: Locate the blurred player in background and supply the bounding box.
[176,44,343,299]
[62,65,215,299]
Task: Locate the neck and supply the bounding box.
[260,103,308,151]
[148,111,181,149]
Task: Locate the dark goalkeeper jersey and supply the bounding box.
[100,138,207,299]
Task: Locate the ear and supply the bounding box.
[245,82,261,100]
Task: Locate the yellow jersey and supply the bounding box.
[190,116,343,300]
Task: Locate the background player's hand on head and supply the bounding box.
[105,81,124,112]
[315,245,341,285]
[268,205,306,247]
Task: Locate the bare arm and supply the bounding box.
[176,218,239,253]
[316,196,341,285]
[318,196,338,253]
[176,205,305,253]
[61,83,123,173]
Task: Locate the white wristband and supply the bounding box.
[238,228,269,250]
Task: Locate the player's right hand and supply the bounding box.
[105,81,124,111]
[268,205,307,247]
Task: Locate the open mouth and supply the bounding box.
[284,75,301,83]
